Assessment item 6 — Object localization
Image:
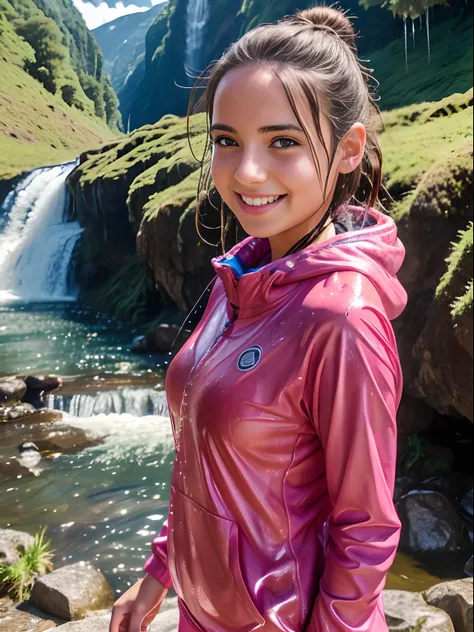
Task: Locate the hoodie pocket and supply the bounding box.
[168,486,265,631]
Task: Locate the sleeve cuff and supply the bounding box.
[143,554,173,589]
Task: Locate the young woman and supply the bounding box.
[110,6,407,632]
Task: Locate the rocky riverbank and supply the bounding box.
[0,526,472,632]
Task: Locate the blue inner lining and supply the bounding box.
[220,254,263,279]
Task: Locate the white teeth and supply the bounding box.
[241,194,281,206]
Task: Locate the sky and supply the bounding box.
[72,0,163,30]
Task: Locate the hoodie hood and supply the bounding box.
[212,206,407,321]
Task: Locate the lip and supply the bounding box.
[235,192,287,216]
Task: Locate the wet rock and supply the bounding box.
[131,335,149,354]
[460,489,473,523]
[30,562,114,620]
[22,377,63,409]
[0,529,35,565]
[465,556,473,577]
[397,491,468,553]
[152,323,180,352]
[0,377,27,404]
[0,602,56,630]
[1,406,62,425]
[56,596,179,631]
[13,410,63,426]
[424,578,473,632]
[24,376,62,393]
[30,428,101,454]
[1,403,35,421]
[394,476,416,504]
[383,589,455,631]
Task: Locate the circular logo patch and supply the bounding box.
[237,346,262,372]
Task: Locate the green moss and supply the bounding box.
[437,221,473,319]
[451,279,473,319]
[380,92,473,196]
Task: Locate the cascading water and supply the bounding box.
[0,161,82,302]
[48,387,169,418]
[185,0,210,76]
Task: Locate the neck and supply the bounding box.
[268,204,335,262]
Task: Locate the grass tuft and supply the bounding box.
[0,528,54,602]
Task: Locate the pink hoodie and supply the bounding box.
[144,206,407,631]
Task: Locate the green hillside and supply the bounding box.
[0,0,120,179]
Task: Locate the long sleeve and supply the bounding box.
[306,306,402,631]
[143,519,173,589]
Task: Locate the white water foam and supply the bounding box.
[63,411,174,464]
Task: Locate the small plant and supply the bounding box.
[410,615,428,632]
[400,434,426,476]
[0,528,54,602]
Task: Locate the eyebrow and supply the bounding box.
[209,123,303,134]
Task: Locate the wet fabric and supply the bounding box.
[144,206,407,631]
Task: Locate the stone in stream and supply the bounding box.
[383,590,455,631]
[24,376,62,393]
[152,323,181,352]
[0,600,57,631]
[0,405,62,424]
[396,491,468,553]
[424,578,473,632]
[0,529,35,566]
[54,596,179,631]
[23,376,62,410]
[30,562,114,620]
[0,377,27,404]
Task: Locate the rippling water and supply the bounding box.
[0,412,174,595]
[0,301,171,377]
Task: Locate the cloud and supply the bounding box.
[72,0,152,30]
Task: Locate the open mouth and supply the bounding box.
[236,193,287,214]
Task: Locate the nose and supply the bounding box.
[233,148,267,186]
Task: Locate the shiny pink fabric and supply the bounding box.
[145,206,407,631]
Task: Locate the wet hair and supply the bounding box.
[187,5,383,254]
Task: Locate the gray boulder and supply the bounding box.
[30,562,114,620]
[0,529,35,565]
[53,596,179,631]
[0,377,27,404]
[397,491,467,553]
[383,589,455,631]
[424,578,473,632]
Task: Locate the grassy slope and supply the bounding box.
[0,14,117,180]
[380,90,473,195]
[370,12,473,110]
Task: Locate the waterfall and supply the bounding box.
[48,387,169,418]
[185,0,210,76]
[0,161,82,303]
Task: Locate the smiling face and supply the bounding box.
[210,65,345,260]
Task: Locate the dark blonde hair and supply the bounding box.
[187,5,383,254]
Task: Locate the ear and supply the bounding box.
[337,123,366,174]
